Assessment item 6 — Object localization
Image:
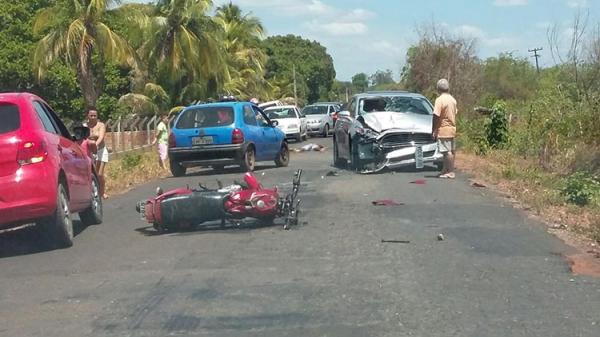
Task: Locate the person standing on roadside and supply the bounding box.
[432,79,458,179]
[87,108,109,198]
[152,114,170,170]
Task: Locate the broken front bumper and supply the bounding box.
[353,134,442,173]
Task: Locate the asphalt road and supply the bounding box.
[1,136,599,337]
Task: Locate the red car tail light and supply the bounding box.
[17,140,47,165]
[168,132,176,148]
[232,128,244,144]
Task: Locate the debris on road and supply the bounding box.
[410,179,427,185]
[326,170,339,177]
[372,199,404,206]
[437,234,445,241]
[470,180,487,188]
[381,239,410,244]
[292,143,327,152]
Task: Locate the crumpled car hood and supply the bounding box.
[361,111,432,133]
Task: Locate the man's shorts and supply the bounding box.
[437,138,456,153]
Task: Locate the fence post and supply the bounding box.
[147,115,157,146]
[117,117,122,153]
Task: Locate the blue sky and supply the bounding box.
[132,0,599,81]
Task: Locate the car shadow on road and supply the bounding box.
[134,218,289,237]
[0,220,88,258]
[169,164,278,179]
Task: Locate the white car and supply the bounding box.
[301,103,337,137]
[263,105,308,142]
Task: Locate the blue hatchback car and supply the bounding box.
[168,101,289,176]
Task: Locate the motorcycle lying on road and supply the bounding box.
[136,170,302,233]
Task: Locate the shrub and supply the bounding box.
[561,172,600,206]
[484,100,509,149]
[121,153,142,170]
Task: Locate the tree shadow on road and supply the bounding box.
[167,164,278,179]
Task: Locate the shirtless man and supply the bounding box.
[87,109,109,198]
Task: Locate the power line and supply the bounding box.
[528,47,543,74]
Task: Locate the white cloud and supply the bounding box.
[454,25,486,39]
[306,0,334,15]
[339,8,376,22]
[567,0,588,7]
[305,20,368,36]
[493,0,528,6]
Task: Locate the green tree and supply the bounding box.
[351,73,368,93]
[369,69,395,87]
[481,54,538,104]
[132,0,222,104]
[0,1,54,92]
[263,35,335,103]
[33,0,136,109]
[214,3,269,99]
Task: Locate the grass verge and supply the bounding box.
[456,150,600,244]
[105,149,170,197]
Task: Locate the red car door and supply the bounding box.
[32,101,90,209]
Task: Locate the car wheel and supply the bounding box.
[275,142,290,167]
[39,183,74,248]
[322,124,329,138]
[333,137,346,168]
[350,139,361,171]
[302,130,308,141]
[295,133,302,142]
[241,146,256,172]
[170,160,186,177]
[79,175,103,226]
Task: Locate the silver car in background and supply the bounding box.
[301,103,338,137]
[333,91,443,173]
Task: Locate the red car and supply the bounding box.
[0,93,102,248]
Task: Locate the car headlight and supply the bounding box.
[288,124,298,129]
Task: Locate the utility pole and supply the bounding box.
[293,64,298,106]
[528,47,543,74]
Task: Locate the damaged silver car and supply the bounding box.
[333,91,443,173]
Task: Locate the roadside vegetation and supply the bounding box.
[398,18,600,242]
[0,0,337,123]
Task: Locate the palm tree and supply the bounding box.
[214,3,269,99]
[131,0,222,104]
[33,0,136,109]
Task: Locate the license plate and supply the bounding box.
[192,136,213,145]
[415,146,424,169]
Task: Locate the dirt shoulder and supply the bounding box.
[456,151,600,277]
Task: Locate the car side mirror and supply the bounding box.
[72,125,90,141]
[271,120,279,127]
[338,110,350,118]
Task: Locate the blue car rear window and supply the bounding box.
[0,103,20,134]
[176,106,235,129]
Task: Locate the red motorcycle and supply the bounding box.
[136,170,302,232]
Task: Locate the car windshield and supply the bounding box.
[359,96,433,115]
[176,106,234,129]
[265,108,297,119]
[302,105,328,115]
[0,103,20,134]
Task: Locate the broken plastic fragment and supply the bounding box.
[410,179,426,185]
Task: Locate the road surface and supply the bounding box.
[1,136,598,337]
